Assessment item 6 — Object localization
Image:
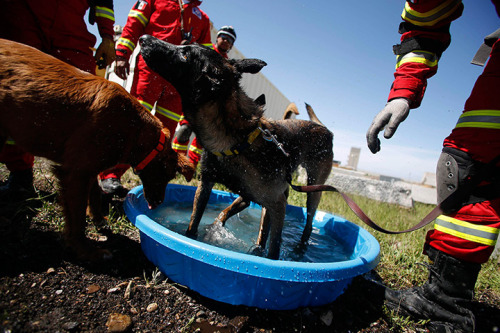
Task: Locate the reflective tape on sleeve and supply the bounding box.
[117,37,136,52]
[455,110,500,129]
[95,6,115,21]
[129,9,149,27]
[396,50,438,69]
[434,215,499,246]
[401,0,462,27]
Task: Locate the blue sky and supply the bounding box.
[89,1,498,182]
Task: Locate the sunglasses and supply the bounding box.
[219,34,234,44]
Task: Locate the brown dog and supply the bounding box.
[0,39,194,261]
[139,35,333,259]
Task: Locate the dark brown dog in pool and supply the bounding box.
[139,35,333,259]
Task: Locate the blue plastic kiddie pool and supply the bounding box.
[124,184,380,310]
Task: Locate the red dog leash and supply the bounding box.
[134,131,166,173]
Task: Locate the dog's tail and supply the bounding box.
[282,102,299,120]
[305,102,325,126]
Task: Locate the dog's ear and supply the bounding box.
[230,59,267,74]
[177,153,195,182]
[254,94,266,107]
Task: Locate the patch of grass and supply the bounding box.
[33,199,65,232]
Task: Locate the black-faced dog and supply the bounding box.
[0,39,194,261]
[139,35,333,259]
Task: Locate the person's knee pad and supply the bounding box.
[436,147,476,213]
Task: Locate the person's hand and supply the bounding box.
[114,56,130,80]
[95,37,116,68]
[366,98,410,154]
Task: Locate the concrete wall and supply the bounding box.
[316,167,437,208]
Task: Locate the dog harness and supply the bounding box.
[211,123,290,157]
[212,126,262,157]
[134,131,166,172]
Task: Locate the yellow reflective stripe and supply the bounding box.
[434,215,499,246]
[396,50,438,69]
[129,9,149,27]
[213,149,234,156]
[456,122,500,129]
[211,125,263,157]
[189,146,203,155]
[455,110,500,129]
[179,115,186,122]
[117,37,136,52]
[402,0,462,27]
[172,143,188,151]
[202,43,213,48]
[247,127,261,144]
[138,100,153,112]
[156,105,182,122]
[6,137,15,145]
[95,6,115,21]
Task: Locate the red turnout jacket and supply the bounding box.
[116,0,211,60]
[390,0,500,264]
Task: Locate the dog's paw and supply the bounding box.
[248,245,265,257]
[185,229,198,239]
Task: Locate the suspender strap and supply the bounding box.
[471,28,500,66]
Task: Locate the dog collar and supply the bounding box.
[212,125,262,157]
[134,131,166,172]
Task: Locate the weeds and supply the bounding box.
[144,267,164,287]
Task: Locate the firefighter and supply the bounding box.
[213,25,236,58]
[0,0,115,200]
[172,25,237,168]
[366,1,500,332]
[100,0,211,195]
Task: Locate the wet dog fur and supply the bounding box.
[139,35,333,259]
[0,39,194,261]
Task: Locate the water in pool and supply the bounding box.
[147,201,354,263]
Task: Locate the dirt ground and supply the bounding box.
[0,159,498,333]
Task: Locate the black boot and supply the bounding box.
[99,177,127,198]
[385,246,480,332]
[0,169,36,201]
